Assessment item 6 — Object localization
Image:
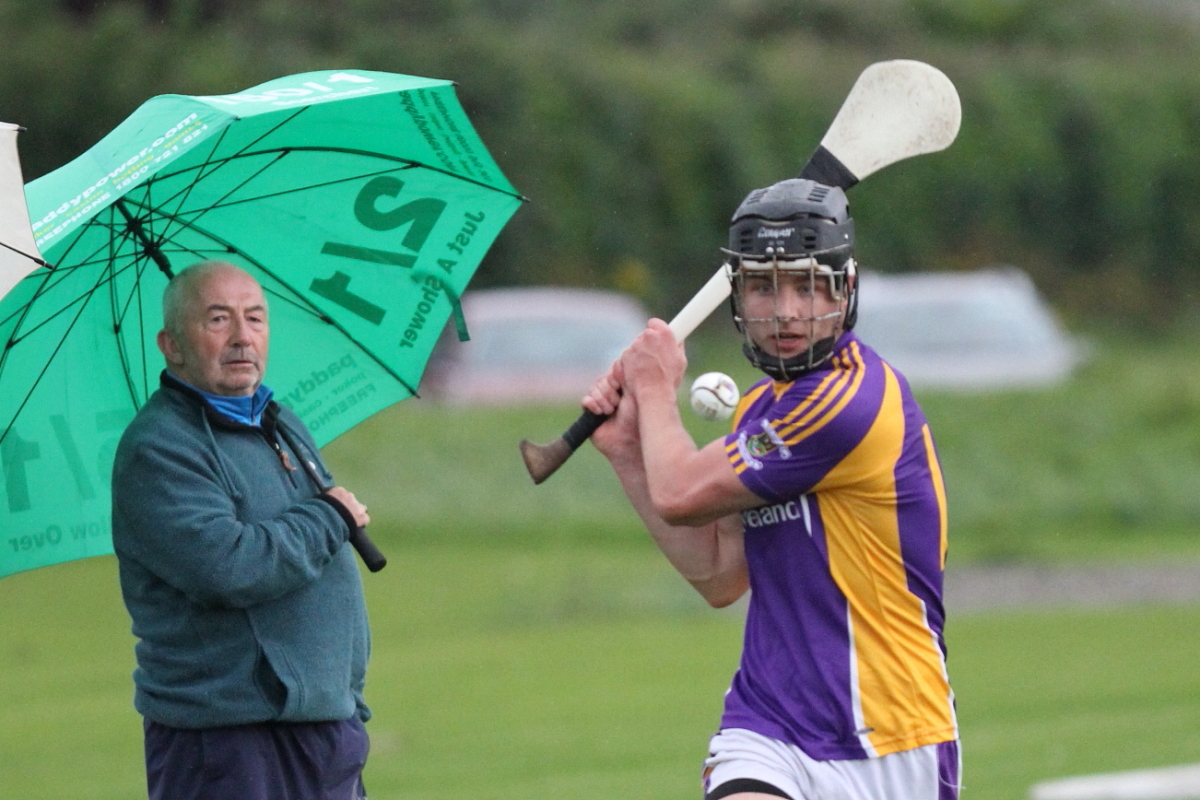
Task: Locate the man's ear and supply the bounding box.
[157,328,184,366]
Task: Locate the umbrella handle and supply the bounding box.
[350,525,387,572]
[269,415,388,573]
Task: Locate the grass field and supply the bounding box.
[4,552,1200,800]
[3,329,1200,799]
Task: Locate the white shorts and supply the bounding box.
[702,728,962,800]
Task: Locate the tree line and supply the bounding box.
[3,0,1199,326]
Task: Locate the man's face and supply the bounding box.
[738,267,846,360]
[158,267,269,396]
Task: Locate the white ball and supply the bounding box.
[689,372,739,421]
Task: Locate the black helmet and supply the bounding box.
[728,178,854,271]
[724,178,859,380]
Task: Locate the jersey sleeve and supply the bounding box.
[724,340,885,504]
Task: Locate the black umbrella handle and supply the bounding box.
[350,525,387,572]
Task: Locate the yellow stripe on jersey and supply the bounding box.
[776,360,851,435]
[776,341,868,449]
[732,381,774,430]
[814,362,956,757]
[776,346,854,428]
[922,423,950,570]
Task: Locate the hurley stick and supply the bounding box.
[519,265,732,484]
[521,60,961,483]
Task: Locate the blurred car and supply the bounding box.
[420,286,649,404]
[852,267,1085,390]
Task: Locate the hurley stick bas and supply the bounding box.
[520,59,961,484]
[519,264,733,484]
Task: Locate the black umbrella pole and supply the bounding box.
[350,526,387,572]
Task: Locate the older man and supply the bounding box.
[112,261,373,800]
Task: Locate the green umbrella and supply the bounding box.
[1,69,525,578]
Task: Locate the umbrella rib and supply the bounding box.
[159,164,419,217]
[109,263,174,402]
[142,145,527,213]
[107,233,161,407]
[0,257,100,340]
[150,108,306,230]
[107,241,146,409]
[0,239,50,268]
[163,125,233,234]
[0,265,112,444]
[0,266,59,387]
[17,209,139,295]
[279,146,528,200]
[4,242,148,347]
[123,143,525,251]
[160,150,292,236]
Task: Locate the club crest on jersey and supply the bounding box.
[736,419,791,469]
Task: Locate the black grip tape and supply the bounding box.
[798,144,860,190]
[562,409,608,451]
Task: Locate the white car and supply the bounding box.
[852,267,1084,390]
[421,287,649,404]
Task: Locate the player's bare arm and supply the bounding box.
[584,360,750,607]
[618,319,763,527]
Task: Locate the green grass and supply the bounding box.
[5,330,1200,799]
[3,552,1200,800]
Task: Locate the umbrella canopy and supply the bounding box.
[1,70,524,578]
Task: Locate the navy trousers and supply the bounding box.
[144,718,369,800]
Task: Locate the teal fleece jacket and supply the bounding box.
[112,373,370,729]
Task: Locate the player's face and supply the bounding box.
[163,268,270,397]
[739,268,845,360]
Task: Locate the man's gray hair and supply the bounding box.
[161,261,259,336]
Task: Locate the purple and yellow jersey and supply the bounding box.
[720,331,956,760]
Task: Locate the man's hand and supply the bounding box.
[621,318,687,400]
[326,486,370,529]
[582,359,641,462]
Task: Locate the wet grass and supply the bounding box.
[3,552,1200,800]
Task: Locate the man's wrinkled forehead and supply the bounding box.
[189,267,267,311]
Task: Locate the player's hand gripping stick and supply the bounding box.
[520,264,732,484]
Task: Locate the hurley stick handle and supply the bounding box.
[520,265,732,484]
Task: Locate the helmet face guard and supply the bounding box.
[725,179,859,381]
[728,253,857,381]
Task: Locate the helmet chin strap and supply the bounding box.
[742,335,839,382]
